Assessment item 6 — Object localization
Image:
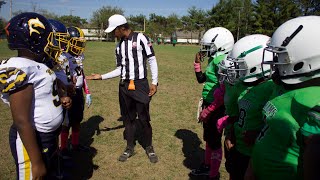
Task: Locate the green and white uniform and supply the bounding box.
[252,85,320,180]
[224,82,247,117]
[223,81,247,134]
[202,55,226,103]
[234,80,275,156]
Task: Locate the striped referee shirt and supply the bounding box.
[101,32,158,85]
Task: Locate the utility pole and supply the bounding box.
[235,7,243,41]
[70,9,74,16]
[10,0,12,19]
[31,1,37,12]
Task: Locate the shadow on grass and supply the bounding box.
[63,115,104,180]
[175,129,208,180]
[100,124,125,132]
[175,129,204,169]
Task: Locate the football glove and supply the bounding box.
[86,94,92,108]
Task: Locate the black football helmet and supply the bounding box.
[48,19,69,52]
[5,12,61,63]
[67,26,86,55]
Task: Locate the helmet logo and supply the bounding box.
[28,18,45,36]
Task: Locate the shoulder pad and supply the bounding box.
[0,67,27,93]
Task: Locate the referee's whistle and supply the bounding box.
[128,80,135,91]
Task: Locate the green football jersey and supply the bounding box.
[202,55,226,103]
[223,81,247,135]
[252,85,320,180]
[234,80,275,156]
[224,81,246,117]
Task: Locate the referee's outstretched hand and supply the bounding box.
[149,84,157,96]
[86,74,102,80]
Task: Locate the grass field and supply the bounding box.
[0,41,228,180]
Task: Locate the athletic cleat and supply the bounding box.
[145,146,158,163]
[190,163,210,176]
[118,148,134,162]
[59,149,72,160]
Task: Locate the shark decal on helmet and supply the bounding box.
[28,18,45,36]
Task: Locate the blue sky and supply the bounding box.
[0,0,218,21]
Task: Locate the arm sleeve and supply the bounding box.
[148,56,158,85]
[101,66,121,80]
[195,71,206,83]
[207,83,225,111]
[82,69,90,94]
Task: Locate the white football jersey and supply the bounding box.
[0,57,63,133]
[74,53,85,88]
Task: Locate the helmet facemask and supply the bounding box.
[218,59,238,85]
[43,32,62,63]
[55,32,70,52]
[200,43,217,61]
[68,37,86,56]
[262,45,289,80]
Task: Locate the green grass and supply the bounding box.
[0,41,228,179]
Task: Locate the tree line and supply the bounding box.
[1,0,320,40]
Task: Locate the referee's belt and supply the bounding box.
[120,78,147,90]
[120,78,146,83]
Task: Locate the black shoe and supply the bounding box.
[59,149,72,160]
[190,163,210,176]
[118,148,134,162]
[145,146,158,163]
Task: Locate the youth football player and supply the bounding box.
[0,12,70,179]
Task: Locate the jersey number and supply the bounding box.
[52,79,61,107]
[238,108,247,128]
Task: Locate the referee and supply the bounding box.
[86,14,159,163]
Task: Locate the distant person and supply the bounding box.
[0,12,71,179]
[172,38,177,47]
[171,32,177,47]
[86,14,159,163]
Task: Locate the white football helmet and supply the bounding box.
[228,34,273,83]
[200,27,234,60]
[262,16,320,84]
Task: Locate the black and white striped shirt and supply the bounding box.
[101,32,158,85]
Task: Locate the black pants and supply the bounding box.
[228,148,250,180]
[119,79,153,149]
[68,88,84,126]
[202,101,225,150]
[9,125,61,180]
